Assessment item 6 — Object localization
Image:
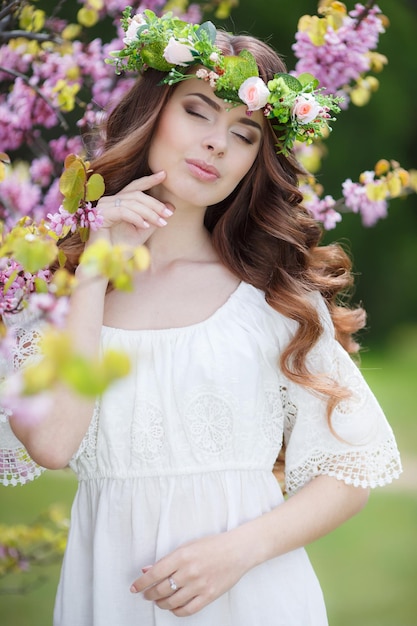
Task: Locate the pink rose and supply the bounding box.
[238,77,270,111]
[292,94,321,124]
[163,37,195,66]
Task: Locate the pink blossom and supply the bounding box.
[30,156,54,188]
[46,203,104,236]
[293,3,385,105]
[301,186,342,230]
[342,178,388,226]
[238,77,270,111]
[292,94,321,124]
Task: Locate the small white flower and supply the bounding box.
[238,76,270,112]
[196,68,209,80]
[292,93,321,124]
[209,52,220,63]
[163,37,195,66]
[208,71,219,88]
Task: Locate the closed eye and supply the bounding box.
[232,132,253,145]
[185,107,207,120]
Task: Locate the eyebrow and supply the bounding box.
[188,92,263,133]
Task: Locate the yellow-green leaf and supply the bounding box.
[59,165,85,202]
[62,195,81,214]
[86,173,105,201]
[34,277,49,293]
[23,360,56,394]
[77,8,99,28]
[13,236,58,273]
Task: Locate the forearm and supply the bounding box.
[10,263,109,469]
[231,475,369,572]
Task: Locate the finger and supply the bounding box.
[120,170,166,194]
[115,194,175,220]
[105,205,152,230]
[143,575,181,601]
[155,589,196,612]
[171,596,205,617]
[131,560,175,593]
[99,196,174,227]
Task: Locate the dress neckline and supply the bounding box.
[101,280,251,336]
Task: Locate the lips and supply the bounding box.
[185,159,220,182]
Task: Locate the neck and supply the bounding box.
[145,201,216,271]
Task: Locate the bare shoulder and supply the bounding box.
[103,259,240,330]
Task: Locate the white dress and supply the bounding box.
[0,282,402,626]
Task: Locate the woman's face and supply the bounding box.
[148,77,264,209]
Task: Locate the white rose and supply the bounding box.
[238,77,270,111]
[123,14,146,45]
[292,93,321,124]
[163,37,195,66]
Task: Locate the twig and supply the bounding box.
[0,65,69,131]
[0,29,63,44]
[354,0,377,30]
[0,0,20,23]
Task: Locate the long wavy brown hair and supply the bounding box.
[57,32,366,454]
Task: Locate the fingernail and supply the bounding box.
[163,207,174,217]
[158,217,168,226]
[130,585,138,594]
[143,220,150,228]
[141,565,152,573]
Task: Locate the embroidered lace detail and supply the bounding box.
[12,326,43,370]
[286,437,403,495]
[0,446,44,486]
[0,313,46,486]
[281,386,297,443]
[184,389,234,456]
[0,414,45,486]
[132,402,167,462]
[72,402,100,463]
[261,388,284,445]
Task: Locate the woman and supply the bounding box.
[1,10,401,626]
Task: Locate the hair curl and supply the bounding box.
[56,31,366,459]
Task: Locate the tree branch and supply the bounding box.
[354,0,377,30]
[0,0,20,23]
[0,29,63,44]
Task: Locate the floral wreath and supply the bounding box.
[107,9,342,155]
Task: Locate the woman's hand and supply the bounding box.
[130,531,251,617]
[91,170,174,248]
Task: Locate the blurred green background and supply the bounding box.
[1,1,416,625]
[1,342,416,625]
[221,0,417,346]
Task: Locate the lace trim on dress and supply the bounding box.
[0,312,46,486]
[0,446,45,486]
[285,437,403,495]
[0,407,46,486]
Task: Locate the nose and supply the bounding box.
[203,130,227,157]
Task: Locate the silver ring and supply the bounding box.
[114,197,121,207]
[168,576,178,592]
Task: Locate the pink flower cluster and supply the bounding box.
[0,1,202,226]
[0,258,51,315]
[299,184,343,230]
[46,203,104,237]
[342,176,388,226]
[293,3,385,107]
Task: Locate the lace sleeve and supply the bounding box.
[0,310,46,486]
[283,295,402,496]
